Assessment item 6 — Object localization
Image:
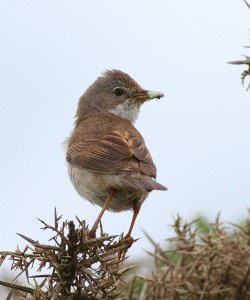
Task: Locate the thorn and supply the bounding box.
[16,233,37,245]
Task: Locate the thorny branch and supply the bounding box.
[128,214,250,300]
[229,0,250,90]
[0,209,136,300]
[1,211,250,299]
[229,56,250,90]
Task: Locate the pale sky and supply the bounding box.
[0,0,249,276]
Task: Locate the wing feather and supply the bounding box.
[66,129,157,177]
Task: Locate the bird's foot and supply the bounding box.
[123,234,134,247]
[88,228,97,240]
[118,235,135,260]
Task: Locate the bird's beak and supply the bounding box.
[134,90,164,102]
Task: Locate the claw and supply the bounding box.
[118,235,135,260]
[88,228,97,239]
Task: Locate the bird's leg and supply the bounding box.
[125,203,140,238]
[88,189,114,239]
[118,204,141,260]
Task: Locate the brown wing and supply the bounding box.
[67,129,157,178]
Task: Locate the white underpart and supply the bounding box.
[108,99,141,124]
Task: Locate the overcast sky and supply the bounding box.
[0,0,250,276]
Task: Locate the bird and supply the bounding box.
[65,69,167,239]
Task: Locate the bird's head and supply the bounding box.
[75,69,164,124]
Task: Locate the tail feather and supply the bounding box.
[122,174,167,192]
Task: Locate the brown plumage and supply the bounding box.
[65,70,167,239]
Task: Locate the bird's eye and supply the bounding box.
[113,87,125,96]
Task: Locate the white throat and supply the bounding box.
[108,99,141,124]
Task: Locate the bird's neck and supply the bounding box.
[74,100,99,126]
[108,99,141,124]
[75,99,141,126]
